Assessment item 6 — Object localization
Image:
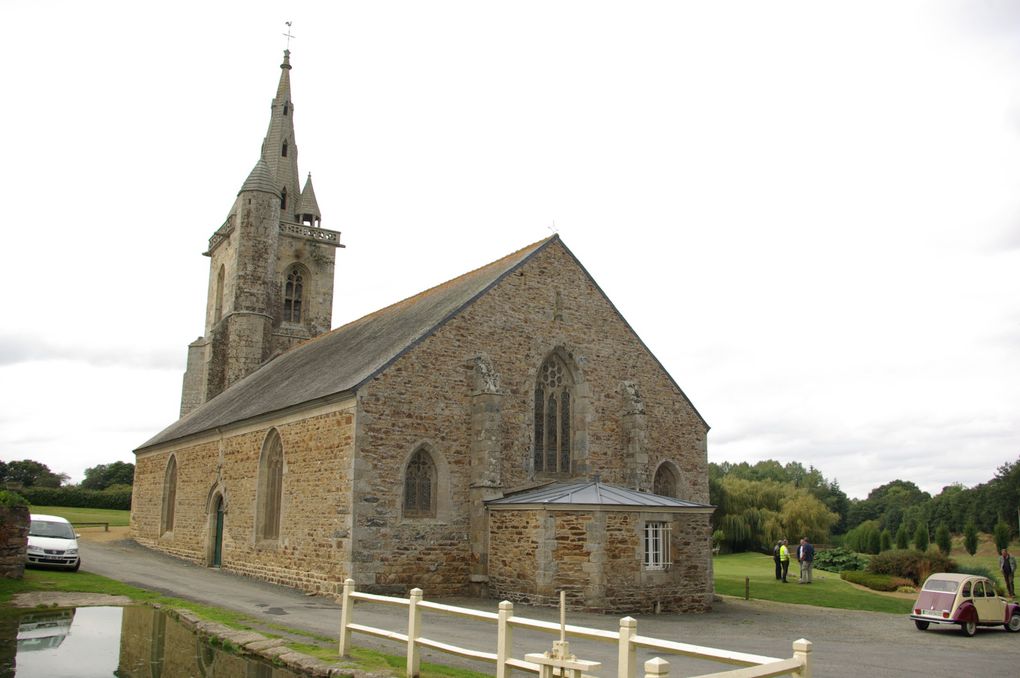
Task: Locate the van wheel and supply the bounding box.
[1006,614,1020,633]
[70,560,80,573]
[960,619,976,637]
[914,620,929,631]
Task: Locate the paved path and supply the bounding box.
[80,537,1020,677]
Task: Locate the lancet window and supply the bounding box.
[283,266,304,322]
[257,430,284,541]
[403,448,437,518]
[534,353,574,474]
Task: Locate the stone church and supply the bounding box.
[132,51,714,613]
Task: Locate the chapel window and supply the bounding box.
[644,520,672,571]
[160,455,178,535]
[213,265,225,324]
[653,463,680,498]
[403,448,436,519]
[283,102,289,116]
[282,140,288,157]
[534,354,574,473]
[281,186,288,210]
[283,266,304,322]
[256,429,284,541]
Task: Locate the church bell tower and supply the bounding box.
[180,50,344,417]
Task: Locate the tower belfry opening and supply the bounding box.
[179,50,345,418]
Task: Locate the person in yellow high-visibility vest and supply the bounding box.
[779,539,791,583]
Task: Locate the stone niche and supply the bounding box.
[0,505,30,579]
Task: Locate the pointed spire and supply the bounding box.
[298,172,322,226]
[239,159,281,196]
[261,50,301,221]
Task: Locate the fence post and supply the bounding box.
[618,616,637,678]
[792,638,812,678]
[645,657,670,678]
[496,601,514,678]
[407,588,423,678]
[338,579,355,656]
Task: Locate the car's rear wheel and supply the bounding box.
[914,620,929,631]
[960,619,977,637]
[1006,613,1020,633]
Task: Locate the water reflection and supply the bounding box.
[0,606,301,677]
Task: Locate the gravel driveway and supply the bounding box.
[79,533,1019,677]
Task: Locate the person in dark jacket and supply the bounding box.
[799,537,815,584]
[1001,548,1017,597]
[773,540,783,580]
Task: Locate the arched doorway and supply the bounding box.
[211,494,224,568]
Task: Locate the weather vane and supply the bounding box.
[283,21,295,50]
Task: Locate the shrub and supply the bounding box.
[0,490,28,507]
[814,547,868,573]
[867,529,881,555]
[895,525,909,549]
[935,523,951,555]
[880,529,892,552]
[867,549,954,584]
[994,521,1011,552]
[963,522,978,556]
[955,563,998,581]
[841,570,915,592]
[914,525,929,552]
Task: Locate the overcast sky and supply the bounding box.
[2,1,1018,499]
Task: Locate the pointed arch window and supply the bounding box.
[403,448,437,519]
[283,101,289,116]
[283,265,304,322]
[534,353,574,474]
[160,455,178,535]
[282,139,289,157]
[213,265,225,324]
[653,463,681,498]
[256,430,284,541]
[280,186,288,210]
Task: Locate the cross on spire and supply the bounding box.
[283,21,295,49]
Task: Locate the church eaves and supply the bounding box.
[487,478,713,510]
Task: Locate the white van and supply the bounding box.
[27,514,81,572]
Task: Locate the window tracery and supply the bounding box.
[283,266,304,322]
[403,448,436,518]
[534,354,574,473]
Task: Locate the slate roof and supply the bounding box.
[137,236,556,451]
[486,479,713,509]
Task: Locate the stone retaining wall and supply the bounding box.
[0,505,29,579]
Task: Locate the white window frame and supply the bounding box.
[644,520,672,571]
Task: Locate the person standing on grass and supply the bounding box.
[1001,548,1017,597]
[779,539,791,583]
[799,537,815,584]
[773,540,783,580]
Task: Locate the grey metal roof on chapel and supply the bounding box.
[138,236,557,451]
[486,479,713,509]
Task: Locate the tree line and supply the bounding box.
[710,456,1020,553]
[0,459,134,510]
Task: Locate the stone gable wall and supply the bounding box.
[352,240,711,600]
[132,406,356,594]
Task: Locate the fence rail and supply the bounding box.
[337,579,812,678]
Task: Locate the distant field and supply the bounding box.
[28,506,130,527]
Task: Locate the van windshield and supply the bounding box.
[29,520,76,539]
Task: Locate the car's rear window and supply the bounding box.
[922,578,958,593]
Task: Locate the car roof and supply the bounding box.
[925,573,987,583]
[29,514,71,523]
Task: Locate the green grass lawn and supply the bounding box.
[714,552,913,614]
[26,506,131,527]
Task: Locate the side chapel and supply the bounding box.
[131,50,715,613]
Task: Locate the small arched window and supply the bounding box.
[283,101,289,116]
[256,430,284,541]
[213,265,225,324]
[280,186,288,210]
[161,455,178,535]
[653,463,681,498]
[534,353,574,473]
[403,448,436,518]
[283,266,304,322]
[282,140,289,157]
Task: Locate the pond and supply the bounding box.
[0,606,303,677]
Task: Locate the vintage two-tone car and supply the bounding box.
[911,572,1020,636]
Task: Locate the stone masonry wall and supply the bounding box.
[488,508,712,614]
[133,405,356,594]
[0,506,29,579]
[351,239,710,598]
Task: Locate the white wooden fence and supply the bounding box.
[337,579,812,678]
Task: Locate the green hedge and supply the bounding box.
[21,486,131,510]
[0,490,28,507]
[814,547,868,573]
[866,549,954,584]
[841,570,915,592]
